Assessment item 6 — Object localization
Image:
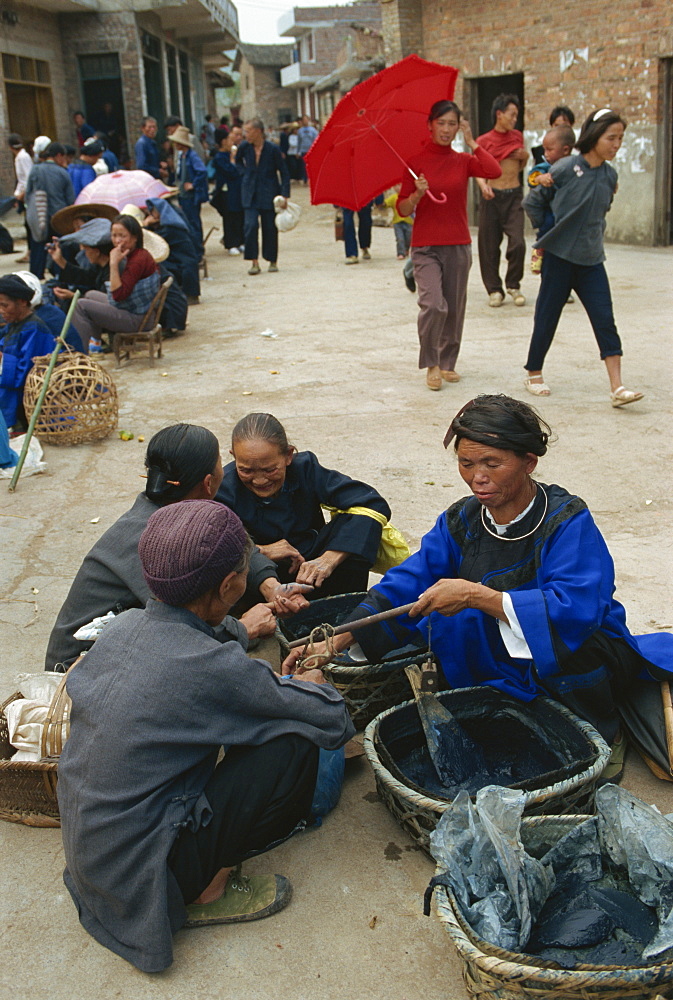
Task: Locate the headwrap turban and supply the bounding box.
[444,395,549,456]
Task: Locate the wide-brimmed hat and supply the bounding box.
[51,202,118,235]
[118,204,169,262]
[167,125,193,147]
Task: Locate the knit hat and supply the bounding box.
[138,500,248,606]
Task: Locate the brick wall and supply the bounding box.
[58,10,144,157]
[380,0,423,64]
[380,0,673,244]
[239,58,294,125]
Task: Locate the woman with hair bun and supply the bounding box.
[45,423,301,670]
[218,412,391,600]
[396,100,501,390]
[523,108,643,407]
[283,395,673,780]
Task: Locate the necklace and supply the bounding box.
[480,484,548,542]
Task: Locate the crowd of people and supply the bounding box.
[1,85,663,978]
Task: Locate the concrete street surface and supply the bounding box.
[1,188,672,1000]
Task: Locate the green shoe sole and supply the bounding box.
[184,873,292,928]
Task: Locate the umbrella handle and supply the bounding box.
[407,167,447,204]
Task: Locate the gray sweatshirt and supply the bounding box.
[45,493,279,669]
[57,599,354,972]
[523,154,618,266]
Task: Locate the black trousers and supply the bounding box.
[243,207,278,263]
[223,209,244,249]
[168,734,319,904]
[477,187,525,294]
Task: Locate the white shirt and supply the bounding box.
[484,502,534,660]
[13,148,32,198]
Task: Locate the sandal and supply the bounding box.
[426,367,442,391]
[524,376,550,396]
[610,386,643,408]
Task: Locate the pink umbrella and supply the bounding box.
[75,170,173,210]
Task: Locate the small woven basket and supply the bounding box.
[433,814,673,999]
[364,689,610,854]
[23,349,118,446]
[0,672,72,827]
[276,592,428,729]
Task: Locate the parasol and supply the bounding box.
[305,54,459,211]
[75,170,173,210]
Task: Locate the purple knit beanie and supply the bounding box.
[138,499,248,606]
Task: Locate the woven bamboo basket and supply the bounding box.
[276,592,428,729]
[433,813,673,999]
[364,689,610,854]
[0,672,71,827]
[23,349,118,446]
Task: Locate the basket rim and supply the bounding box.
[435,883,673,987]
[363,688,610,812]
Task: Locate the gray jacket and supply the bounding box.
[45,493,278,669]
[523,154,618,266]
[25,159,74,217]
[57,599,354,971]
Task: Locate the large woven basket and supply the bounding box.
[23,349,118,445]
[433,813,673,999]
[364,689,610,854]
[0,673,71,827]
[276,592,428,729]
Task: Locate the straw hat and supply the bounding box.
[51,202,118,235]
[167,125,193,147]
[118,204,169,262]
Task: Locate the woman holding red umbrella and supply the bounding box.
[398,100,501,391]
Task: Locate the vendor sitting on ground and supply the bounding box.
[283,395,673,781]
[0,274,56,432]
[57,498,354,972]
[217,412,391,601]
[45,423,310,671]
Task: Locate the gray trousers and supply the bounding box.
[477,187,525,294]
[73,290,145,345]
[413,244,472,371]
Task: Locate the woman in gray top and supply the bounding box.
[523,109,643,408]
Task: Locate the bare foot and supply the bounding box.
[192,866,234,904]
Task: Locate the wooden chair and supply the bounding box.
[112,276,173,369]
[199,226,217,279]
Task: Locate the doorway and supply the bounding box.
[78,53,127,159]
[466,72,525,220]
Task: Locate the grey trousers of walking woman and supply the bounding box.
[73,290,146,347]
[412,244,472,372]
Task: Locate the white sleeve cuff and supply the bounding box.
[499,592,533,660]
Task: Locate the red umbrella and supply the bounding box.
[305,54,459,211]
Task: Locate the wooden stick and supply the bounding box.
[661,681,673,774]
[8,291,81,493]
[286,601,415,649]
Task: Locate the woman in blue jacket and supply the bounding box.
[0,274,55,429]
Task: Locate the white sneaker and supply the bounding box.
[228,247,240,256]
[488,291,504,307]
[507,288,526,306]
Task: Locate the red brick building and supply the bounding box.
[0,0,238,192]
[278,2,382,120]
[380,0,673,245]
[235,44,295,126]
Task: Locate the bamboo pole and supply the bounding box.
[286,601,416,649]
[8,291,81,493]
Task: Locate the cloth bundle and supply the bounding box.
[274,195,301,232]
[4,672,63,761]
